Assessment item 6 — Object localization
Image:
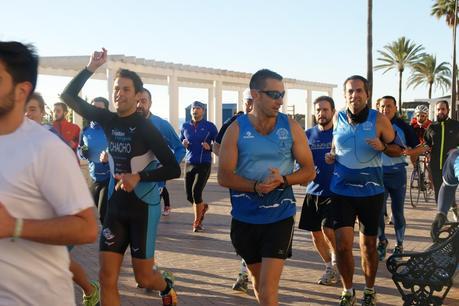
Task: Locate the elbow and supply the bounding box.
[171,163,181,179]
[85,227,98,244]
[217,171,227,188]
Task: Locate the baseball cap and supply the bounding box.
[191,101,206,109]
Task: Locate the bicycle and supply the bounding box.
[409,154,433,208]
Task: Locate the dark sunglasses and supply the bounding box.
[259,90,285,99]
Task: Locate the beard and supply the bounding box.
[0,90,15,118]
[436,113,448,122]
[318,118,332,127]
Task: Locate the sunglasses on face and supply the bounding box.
[259,90,285,99]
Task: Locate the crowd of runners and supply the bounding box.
[1,41,459,306]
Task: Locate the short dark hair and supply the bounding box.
[27,92,45,112]
[141,87,152,101]
[249,69,283,90]
[54,102,68,113]
[92,96,109,109]
[313,96,335,110]
[381,95,397,106]
[0,41,38,98]
[436,99,449,110]
[343,75,370,96]
[115,68,143,93]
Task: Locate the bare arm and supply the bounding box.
[368,113,403,157]
[0,203,97,245]
[217,121,255,192]
[287,117,316,185]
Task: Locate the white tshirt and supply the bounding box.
[0,119,94,306]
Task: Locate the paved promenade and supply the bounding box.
[73,166,459,305]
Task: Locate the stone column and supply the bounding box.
[208,85,214,123]
[306,89,313,129]
[214,80,222,128]
[237,88,244,112]
[282,83,289,113]
[168,75,179,132]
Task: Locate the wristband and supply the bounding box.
[12,218,23,241]
[382,143,388,152]
[253,181,258,193]
[279,175,289,189]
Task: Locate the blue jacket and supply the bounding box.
[78,122,110,182]
[180,119,217,164]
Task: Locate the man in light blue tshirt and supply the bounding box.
[326,75,402,305]
[218,69,315,305]
[137,88,185,216]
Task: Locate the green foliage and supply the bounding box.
[431,0,458,27]
[407,54,451,98]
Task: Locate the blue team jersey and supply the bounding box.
[180,119,218,165]
[149,114,185,164]
[79,122,110,182]
[305,126,334,197]
[230,113,296,224]
[148,114,185,188]
[382,117,419,173]
[331,109,384,197]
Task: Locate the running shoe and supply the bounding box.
[450,205,458,222]
[162,206,171,216]
[392,245,403,256]
[232,273,249,293]
[361,288,377,306]
[192,221,204,232]
[339,289,356,306]
[82,280,100,306]
[199,203,209,223]
[160,271,177,306]
[161,288,177,306]
[377,239,388,261]
[317,266,339,285]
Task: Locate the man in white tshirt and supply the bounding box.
[0,42,97,305]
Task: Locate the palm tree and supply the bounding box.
[367,0,373,108]
[431,0,458,118]
[407,54,451,98]
[374,37,425,109]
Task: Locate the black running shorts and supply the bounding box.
[230,216,294,265]
[332,193,384,236]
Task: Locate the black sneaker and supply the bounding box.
[339,289,356,306]
[232,273,248,293]
[361,288,376,306]
[377,239,388,261]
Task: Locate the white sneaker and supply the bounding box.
[318,266,339,285]
[162,207,171,216]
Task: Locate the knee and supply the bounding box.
[361,238,377,253]
[335,239,352,254]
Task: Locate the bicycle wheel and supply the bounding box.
[409,168,421,208]
[421,160,433,202]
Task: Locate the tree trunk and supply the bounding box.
[428,82,432,99]
[451,0,458,119]
[367,0,373,108]
[398,70,403,110]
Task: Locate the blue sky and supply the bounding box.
[1,0,453,119]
